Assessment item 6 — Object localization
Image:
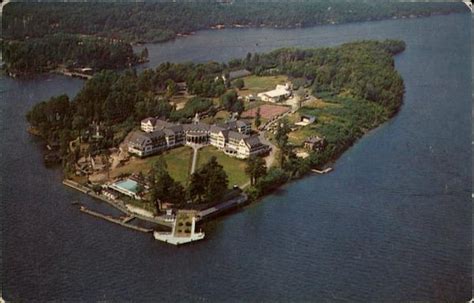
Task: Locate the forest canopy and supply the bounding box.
[2,2,464,74]
[3,34,139,75]
[3,2,466,43]
[26,40,405,162]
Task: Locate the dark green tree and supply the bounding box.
[189,156,228,203]
[231,100,244,115]
[275,118,291,166]
[245,156,267,186]
[233,78,244,89]
[256,167,289,195]
[220,90,238,110]
[149,158,185,210]
[165,79,178,97]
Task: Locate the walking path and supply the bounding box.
[189,143,203,174]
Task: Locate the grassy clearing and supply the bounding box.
[110,146,193,184]
[237,75,288,96]
[170,95,192,110]
[288,126,322,146]
[303,98,342,109]
[196,146,249,187]
[288,95,389,146]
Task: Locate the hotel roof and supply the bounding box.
[129,130,165,147]
[228,69,251,80]
[244,135,263,148]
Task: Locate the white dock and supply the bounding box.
[463,1,472,12]
[153,211,205,245]
[312,167,333,174]
[153,230,205,245]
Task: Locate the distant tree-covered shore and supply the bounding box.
[1,2,466,75]
[3,2,466,43]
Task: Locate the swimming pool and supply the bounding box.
[113,179,139,193]
[109,179,141,199]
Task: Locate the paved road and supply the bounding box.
[260,132,277,168]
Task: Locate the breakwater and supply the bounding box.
[79,206,153,233]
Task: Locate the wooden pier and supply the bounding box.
[63,179,173,228]
[79,206,152,233]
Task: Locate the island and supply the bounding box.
[2,33,148,78]
[26,39,406,244]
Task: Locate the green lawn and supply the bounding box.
[288,126,321,146]
[196,146,249,187]
[162,146,194,184]
[111,146,193,184]
[110,144,250,188]
[237,75,288,96]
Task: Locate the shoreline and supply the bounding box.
[240,100,403,206]
[29,83,403,225]
[2,12,465,78]
[24,40,406,242]
[3,58,149,80]
[62,179,174,228]
[133,11,462,46]
[63,177,249,225]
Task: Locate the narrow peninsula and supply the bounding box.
[26,40,406,244]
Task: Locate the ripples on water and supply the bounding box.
[1,13,471,302]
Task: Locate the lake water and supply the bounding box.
[1,13,471,302]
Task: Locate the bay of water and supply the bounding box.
[1,13,471,302]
